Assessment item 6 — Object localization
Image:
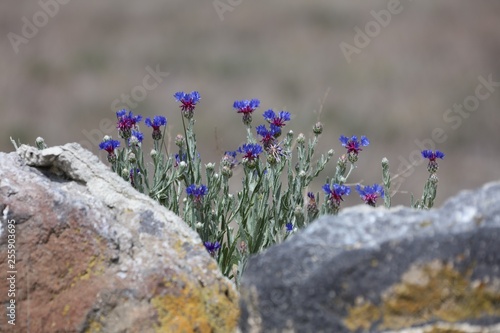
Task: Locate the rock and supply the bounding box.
[239,181,500,333]
[0,143,239,333]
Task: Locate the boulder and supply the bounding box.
[239,181,500,333]
[0,143,239,333]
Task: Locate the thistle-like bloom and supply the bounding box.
[128,130,144,146]
[339,135,370,163]
[145,115,167,140]
[238,143,263,168]
[116,110,142,139]
[263,109,291,128]
[356,184,384,207]
[322,183,351,206]
[234,99,260,125]
[256,124,280,148]
[174,91,201,118]
[422,150,445,174]
[204,241,221,257]
[186,184,208,203]
[99,139,120,163]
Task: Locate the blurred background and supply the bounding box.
[1,0,499,208]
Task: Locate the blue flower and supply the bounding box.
[322,183,351,205]
[145,115,167,130]
[421,150,445,161]
[356,184,384,207]
[186,184,208,203]
[145,115,167,140]
[128,130,144,145]
[263,109,291,128]
[339,135,369,163]
[233,99,260,115]
[174,91,201,116]
[238,143,263,162]
[99,139,120,153]
[285,222,294,233]
[204,241,221,256]
[422,150,444,173]
[116,110,142,139]
[256,124,280,147]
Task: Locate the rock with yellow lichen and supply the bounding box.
[239,181,500,333]
[0,144,239,333]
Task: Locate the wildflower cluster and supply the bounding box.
[90,90,445,284]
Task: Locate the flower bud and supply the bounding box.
[313,122,323,135]
[296,133,306,145]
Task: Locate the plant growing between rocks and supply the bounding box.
[13,91,444,284]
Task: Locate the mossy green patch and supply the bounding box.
[344,260,500,331]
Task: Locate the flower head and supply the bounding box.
[339,135,369,163]
[238,143,263,167]
[145,115,167,140]
[322,183,351,206]
[99,139,120,163]
[234,99,260,125]
[263,109,291,129]
[186,184,208,203]
[285,222,294,233]
[174,91,200,118]
[421,150,444,173]
[116,110,142,139]
[356,184,384,207]
[128,130,144,146]
[204,241,221,257]
[256,124,280,148]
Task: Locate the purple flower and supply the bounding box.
[322,183,351,205]
[174,91,200,118]
[145,115,167,140]
[116,110,142,139]
[339,135,369,163]
[422,150,444,173]
[238,143,263,162]
[286,222,294,233]
[204,241,221,257]
[186,184,208,203]
[263,109,291,128]
[356,184,384,207]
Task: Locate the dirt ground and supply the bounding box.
[1,0,499,207]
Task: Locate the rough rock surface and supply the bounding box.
[239,181,500,333]
[0,143,239,333]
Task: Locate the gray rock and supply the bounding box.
[239,181,500,333]
[0,143,239,332]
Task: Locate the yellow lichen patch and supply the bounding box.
[62,304,70,316]
[344,260,500,331]
[71,254,106,286]
[84,319,103,333]
[344,301,381,331]
[151,275,239,333]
